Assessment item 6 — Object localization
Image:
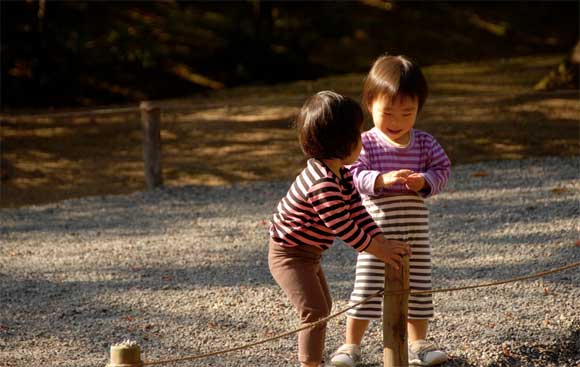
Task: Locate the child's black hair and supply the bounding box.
[363,55,428,111]
[296,91,363,160]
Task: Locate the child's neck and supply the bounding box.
[393,131,411,146]
[321,158,343,179]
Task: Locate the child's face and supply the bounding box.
[370,94,419,144]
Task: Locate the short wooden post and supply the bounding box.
[106,340,144,367]
[140,101,163,189]
[383,257,409,367]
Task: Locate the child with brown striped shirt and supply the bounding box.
[269,91,411,367]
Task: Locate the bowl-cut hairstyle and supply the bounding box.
[296,91,364,160]
[363,54,428,111]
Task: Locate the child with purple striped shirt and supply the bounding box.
[331,55,451,367]
[269,91,411,367]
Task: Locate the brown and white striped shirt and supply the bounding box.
[269,159,382,252]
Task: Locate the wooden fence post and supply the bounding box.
[383,256,409,367]
[140,101,163,190]
[106,341,143,367]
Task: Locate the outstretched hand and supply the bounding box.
[377,169,426,192]
[405,173,426,192]
[377,169,413,189]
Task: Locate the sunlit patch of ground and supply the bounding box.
[1,54,578,208]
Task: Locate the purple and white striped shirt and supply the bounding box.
[349,128,451,198]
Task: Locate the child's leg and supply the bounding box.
[344,251,384,342]
[403,193,433,339]
[408,319,428,342]
[269,242,331,365]
[345,317,370,344]
[407,227,433,340]
[301,267,333,367]
[404,199,448,364]
[331,252,381,366]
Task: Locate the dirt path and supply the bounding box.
[1,54,578,208]
[1,157,578,367]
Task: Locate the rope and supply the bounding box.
[141,261,579,366]
[0,106,140,119]
[2,90,576,120]
[0,96,305,120]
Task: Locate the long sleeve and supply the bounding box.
[348,185,382,238]
[307,178,377,252]
[349,142,381,196]
[421,137,451,197]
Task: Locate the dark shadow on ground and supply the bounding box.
[2,54,579,209]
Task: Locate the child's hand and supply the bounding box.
[365,236,411,270]
[377,169,413,189]
[405,173,425,192]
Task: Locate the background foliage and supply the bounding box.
[2,1,578,108]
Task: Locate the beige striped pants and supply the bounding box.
[347,194,434,320]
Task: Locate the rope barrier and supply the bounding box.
[0,96,306,121]
[2,90,576,120]
[140,261,579,366]
[0,106,141,119]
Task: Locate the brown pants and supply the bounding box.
[268,240,332,364]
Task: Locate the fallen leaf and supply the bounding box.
[472,171,489,177]
[551,187,568,194]
[575,240,580,247]
[126,316,134,322]
[543,287,550,295]
[502,342,511,357]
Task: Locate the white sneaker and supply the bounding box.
[408,340,449,366]
[330,344,361,367]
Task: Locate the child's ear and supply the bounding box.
[366,102,373,114]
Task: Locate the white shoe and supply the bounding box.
[330,344,361,367]
[408,340,449,366]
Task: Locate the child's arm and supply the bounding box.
[349,142,383,196]
[420,137,451,197]
[365,235,410,270]
[348,181,411,268]
[308,178,410,267]
[349,171,404,229]
[308,178,380,252]
[350,141,410,195]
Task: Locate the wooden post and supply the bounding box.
[383,257,409,367]
[140,101,163,189]
[106,341,144,367]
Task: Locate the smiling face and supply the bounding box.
[370,94,419,145]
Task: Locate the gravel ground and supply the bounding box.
[1,156,579,367]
